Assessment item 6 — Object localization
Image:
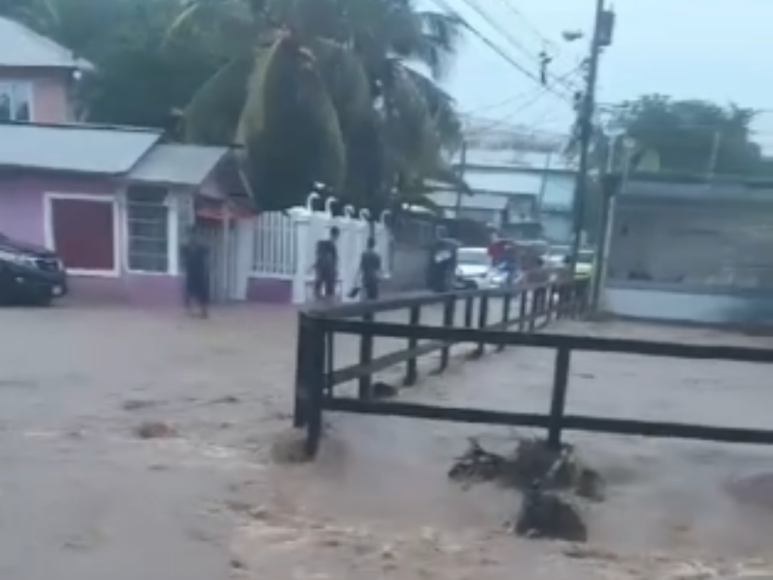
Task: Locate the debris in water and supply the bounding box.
[212,395,241,405]
[448,436,604,499]
[514,483,587,542]
[122,399,157,411]
[230,557,247,570]
[134,420,178,439]
[372,381,398,399]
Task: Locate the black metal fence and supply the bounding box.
[293,276,773,458]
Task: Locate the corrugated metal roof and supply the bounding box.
[128,144,229,186]
[428,191,509,211]
[0,17,92,69]
[0,123,161,174]
[464,168,543,195]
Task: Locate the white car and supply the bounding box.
[454,247,505,289]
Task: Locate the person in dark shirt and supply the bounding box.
[358,237,382,300]
[314,226,339,302]
[181,226,209,318]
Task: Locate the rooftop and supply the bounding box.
[128,144,230,186]
[0,17,92,69]
[0,123,161,174]
[427,191,510,211]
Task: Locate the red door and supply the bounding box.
[50,198,115,272]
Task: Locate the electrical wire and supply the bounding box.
[493,0,561,53]
[430,0,576,104]
[456,0,581,96]
[463,85,552,117]
[466,63,586,134]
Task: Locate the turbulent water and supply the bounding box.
[1,305,773,579]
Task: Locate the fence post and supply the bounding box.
[293,317,309,428]
[404,304,421,386]
[325,331,334,396]
[518,290,527,332]
[305,316,327,457]
[358,312,374,399]
[547,346,571,449]
[528,289,537,332]
[497,289,512,352]
[474,293,489,357]
[544,284,555,325]
[580,278,591,316]
[438,296,456,372]
[463,294,474,329]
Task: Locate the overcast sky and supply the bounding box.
[433,0,773,150]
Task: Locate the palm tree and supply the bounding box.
[169,0,467,212]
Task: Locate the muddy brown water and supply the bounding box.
[1,304,773,579]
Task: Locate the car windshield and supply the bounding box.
[578,250,595,264]
[458,249,490,266]
[549,246,570,258]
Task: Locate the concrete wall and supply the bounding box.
[608,200,773,289]
[605,284,773,325]
[605,194,773,324]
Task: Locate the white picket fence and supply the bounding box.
[252,195,391,304]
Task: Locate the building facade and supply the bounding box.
[605,177,773,324]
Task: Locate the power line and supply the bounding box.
[430,0,575,104]
[457,0,581,96]
[493,0,561,53]
[466,63,585,133]
[464,85,551,116]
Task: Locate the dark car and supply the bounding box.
[0,232,68,306]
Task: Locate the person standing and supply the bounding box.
[357,237,382,300]
[314,226,340,302]
[181,226,210,318]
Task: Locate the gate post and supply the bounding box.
[358,312,375,399]
[404,304,421,386]
[438,296,456,371]
[474,293,489,358]
[305,315,326,457]
[497,289,512,352]
[293,316,309,428]
[547,346,571,448]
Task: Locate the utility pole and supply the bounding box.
[706,130,721,180]
[454,140,468,218]
[568,0,610,272]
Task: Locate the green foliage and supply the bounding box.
[172,0,465,210]
[611,94,763,176]
[2,0,465,210]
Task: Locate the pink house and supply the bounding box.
[0,123,256,305]
[0,17,256,306]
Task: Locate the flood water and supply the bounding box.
[1,305,773,579]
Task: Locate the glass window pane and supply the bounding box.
[11,85,30,121]
[0,88,10,122]
[126,198,169,272]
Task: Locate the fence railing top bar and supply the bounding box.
[312,317,773,364]
[303,274,578,319]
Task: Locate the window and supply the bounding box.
[0,83,32,122]
[126,186,169,273]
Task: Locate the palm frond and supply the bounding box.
[412,10,463,78]
[182,55,253,144]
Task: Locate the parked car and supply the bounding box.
[454,247,507,289]
[0,232,68,306]
[547,245,595,279]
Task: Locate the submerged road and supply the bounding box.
[0,305,772,579]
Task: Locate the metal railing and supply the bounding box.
[293,276,773,458]
[294,275,590,456]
